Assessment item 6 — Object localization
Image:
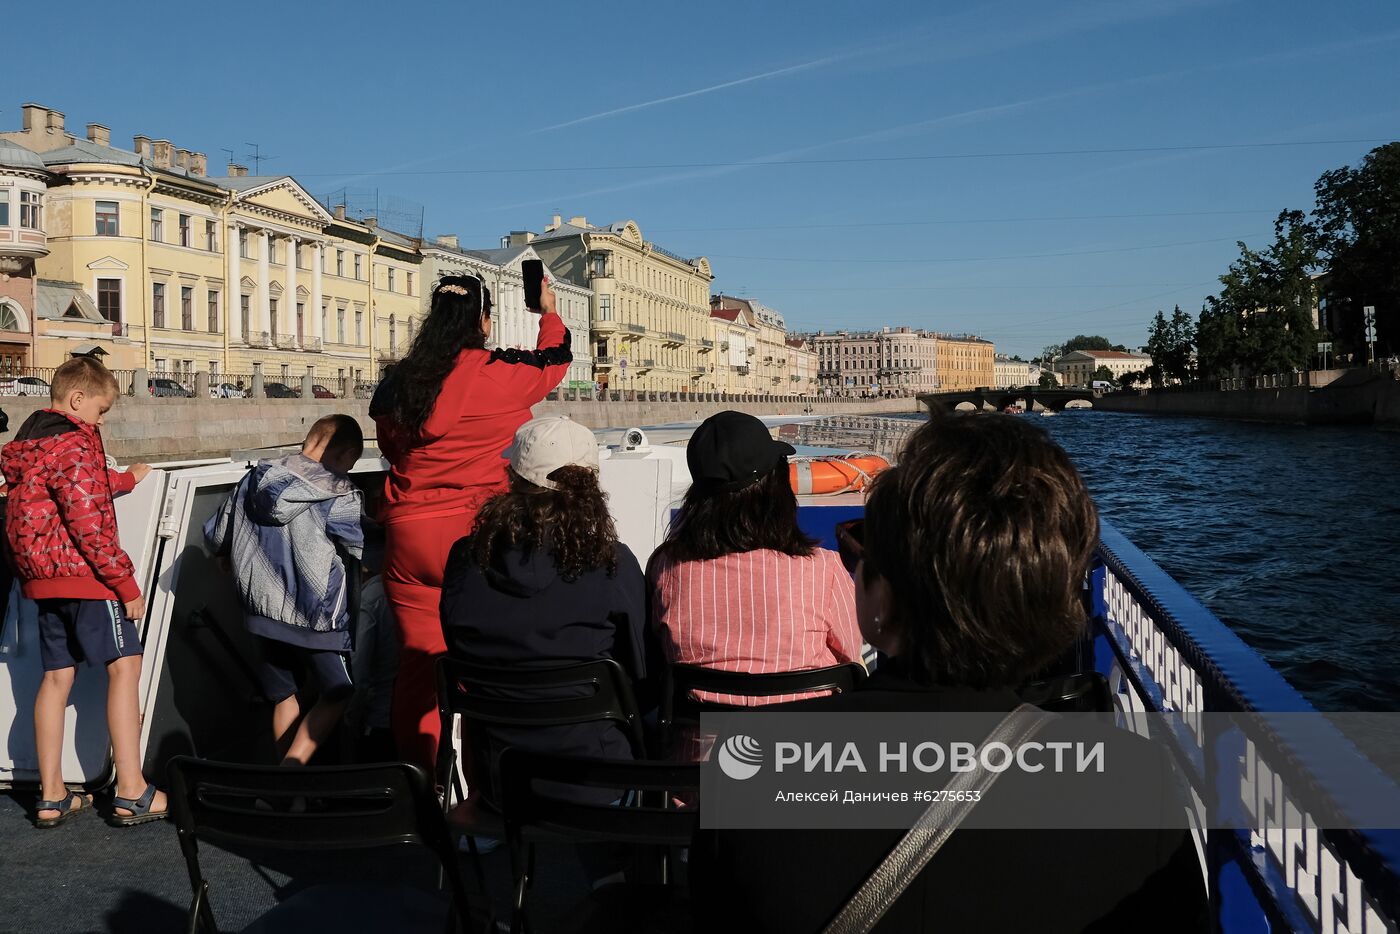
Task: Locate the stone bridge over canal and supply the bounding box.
[919,387,1100,413]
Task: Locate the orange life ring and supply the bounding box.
[789,454,891,495]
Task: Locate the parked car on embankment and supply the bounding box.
[149,378,195,398]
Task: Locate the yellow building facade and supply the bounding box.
[711,294,812,392]
[3,104,423,388]
[524,215,713,393]
[933,334,996,392]
[708,305,758,395]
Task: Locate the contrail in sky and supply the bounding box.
[533,53,859,133]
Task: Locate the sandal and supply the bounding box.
[34,791,91,829]
[107,783,168,827]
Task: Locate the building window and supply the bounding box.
[155,358,167,375]
[321,304,328,343]
[150,208,163,242]
[239,229,250,259]
[240,295,251,337]
[296,302,305,345]
[280,364,289,381]
[178,214,191,247]
[207,291,219,332]
[96,201,119,236]
[269,299,278,338]
[353,255,362,280]
[97,279,121,322]
[0,192,8,226]
[206,220,218,251]
[152,283,166,328]
[336,250,344,277]
[19,191,41,230]
[337,308,346,343]
[406,272,414,296]
[388,268,396,292]
[599,295,612,321]
[181,286,193,330]
[355,309,363,344]
[407,317,415,346]
[389,314,397,353]
[267,238,277,264]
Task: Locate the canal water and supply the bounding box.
[787,411,1400,712]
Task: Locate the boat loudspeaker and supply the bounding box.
[622,428,650,452]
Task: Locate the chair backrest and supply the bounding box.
[166,757,475,929]
[436,656,647,763]
[498,749,700,847]
[660,662,868,736]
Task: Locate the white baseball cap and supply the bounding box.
[505,417,599,489]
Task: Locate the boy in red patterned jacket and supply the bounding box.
[1,357,164,828]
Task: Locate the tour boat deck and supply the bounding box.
[0,789,604,932]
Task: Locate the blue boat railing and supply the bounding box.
[1092,519,1400,933]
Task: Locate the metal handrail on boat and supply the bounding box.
[1091,519,1400,932]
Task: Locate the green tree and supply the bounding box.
[1145,305,1198,385]
[1037,370,1058,389]
[1313,142,1400,359]
[1093,365,1115,384]
[1063,335,1127,353]
[1199,210,1320,375]
[1117,369,1146,388]
[1196,298,1244,380]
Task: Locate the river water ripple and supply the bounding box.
[791,411,1400,712]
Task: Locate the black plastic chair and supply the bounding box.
[498,749,700,934]
[434,657,648,885]
[166,756,481,934]
[659,662,868,751]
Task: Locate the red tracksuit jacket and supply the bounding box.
[1,409,139,603]
[370,311,572,521]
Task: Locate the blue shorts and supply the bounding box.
[36,598,143,672]
[256,636,353,704]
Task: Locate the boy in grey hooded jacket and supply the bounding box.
[204,415,365,765]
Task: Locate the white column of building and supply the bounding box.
[256,230,271,339]
[311,243,324,344]
[227,220,242,342]
[286,235,298,345]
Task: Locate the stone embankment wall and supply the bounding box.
[1096,371,1400,428]
[0,395,922,462]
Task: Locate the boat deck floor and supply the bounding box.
[0,790,612,933]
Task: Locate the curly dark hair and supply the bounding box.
[655,463,816,564]
[385,275,492,438]
[469,465,619,581]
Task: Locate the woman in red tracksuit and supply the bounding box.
[370,274,571,770]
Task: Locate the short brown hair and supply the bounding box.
[304,414,364,460]
[50,356,119,402]
[863,414,1098,689]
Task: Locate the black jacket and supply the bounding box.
[691,662,1209,934]
[439,538,651,803]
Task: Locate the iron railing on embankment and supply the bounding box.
[1139,362,1400,395]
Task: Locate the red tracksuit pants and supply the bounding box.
[383,508,477,773]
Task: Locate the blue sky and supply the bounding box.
[8,0,1398,357]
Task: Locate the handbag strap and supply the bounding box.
[821,703,1054,934]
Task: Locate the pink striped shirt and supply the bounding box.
[649,548,864,705]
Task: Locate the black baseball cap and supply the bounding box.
[687,411,795,491]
